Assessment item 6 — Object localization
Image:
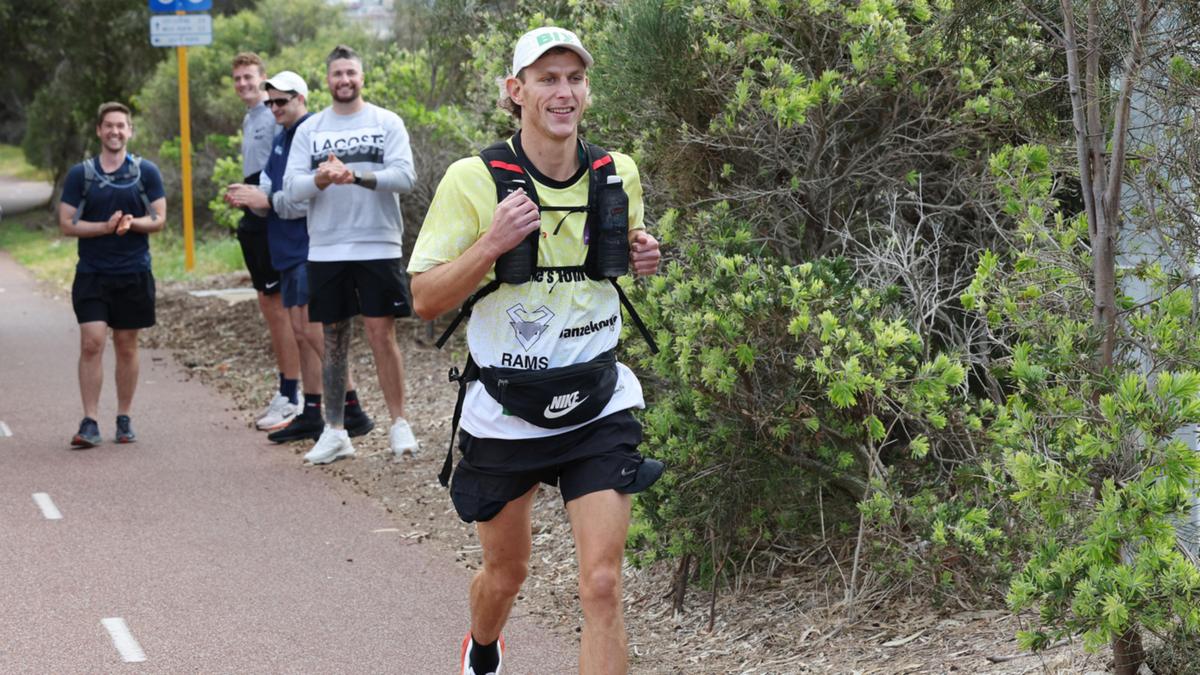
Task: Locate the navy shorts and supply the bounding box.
[307,258,412,324]
[237,225,281,294]
[450,410,658,523]
[279,262,310,309]
[71,271,156,329]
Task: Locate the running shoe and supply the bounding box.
[389,417,419,458]
[115,415,137,443]
[460,633,504,675]
[255,393,299,431]
[303,427,354,465]
[70,417,102,449]
[267,413,324,443]
[344,406,375,438]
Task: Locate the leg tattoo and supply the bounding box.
[323,319,351,427]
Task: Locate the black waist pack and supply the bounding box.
[478,350,618,429]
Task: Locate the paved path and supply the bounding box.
[0,251,576,672]
[0,176,53,219]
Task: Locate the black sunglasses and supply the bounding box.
[265,95,295,108]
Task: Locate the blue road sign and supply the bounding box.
[149,0,212,12]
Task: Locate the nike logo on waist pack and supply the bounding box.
[544,391,589,419]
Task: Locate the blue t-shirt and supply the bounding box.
[60,155,165,274]
[264,113,312,271]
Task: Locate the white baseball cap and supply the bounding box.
[262,71,308,99]
[511,27,593,76]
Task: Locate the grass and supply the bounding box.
[0,144,52,181]
[0,208,245,289]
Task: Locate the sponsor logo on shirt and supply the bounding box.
[507,304,554,352]
[559,313,619,339]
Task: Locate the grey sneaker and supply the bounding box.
[389,418,419,458]
[256,393,299,430]
[304,427,354,465]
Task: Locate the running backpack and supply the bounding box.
[71,154,153,224]
[434,137,659,486]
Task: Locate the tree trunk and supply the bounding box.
[1060,0,1157,671]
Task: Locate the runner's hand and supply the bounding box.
[630,231,661,277]
[116,214,134,236]
[106,210,124,234]
[485,188,540,257]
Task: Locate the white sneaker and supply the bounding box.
[256,393,299,431]
[389,418,419,458]
[304,427,355,464]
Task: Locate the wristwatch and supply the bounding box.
[352,170,363,185]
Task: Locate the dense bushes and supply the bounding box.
[19,0,1200,661]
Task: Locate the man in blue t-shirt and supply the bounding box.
[57,101,167,449]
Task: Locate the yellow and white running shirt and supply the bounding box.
[409,142,647,439]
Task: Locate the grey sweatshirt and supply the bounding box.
[283,103,416,261]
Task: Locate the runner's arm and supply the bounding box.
[58,203,121,238]
[125,198,167,234]
[411,188,540,320]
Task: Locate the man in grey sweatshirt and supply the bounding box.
[283,44,419,464]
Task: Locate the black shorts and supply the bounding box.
[450,410,654,523]
[236,226,281,294]
[71,271,156,329]
[307,258,412,324]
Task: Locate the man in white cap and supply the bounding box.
[410,26,663,675]
[228,52,303,433]
[225,71,373,448]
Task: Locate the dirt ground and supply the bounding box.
[138,272,1113,674]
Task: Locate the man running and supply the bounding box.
[224,70,373,448]
[283,45,419,464]
[409,27,663,675]
[230,52,303,432]
[58,102,166,448]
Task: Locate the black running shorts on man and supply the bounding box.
[307,258,412,324]
[71,271,156,329]
[236,226,281,294]
[449,410,657,523]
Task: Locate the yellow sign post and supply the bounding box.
[177,44,195,271]
[151,8,209,271]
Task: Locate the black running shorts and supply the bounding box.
[450,410,655,523]
[236,226,281,294]
[71,271,156,329]
[306,258,412,324]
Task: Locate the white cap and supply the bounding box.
[511,27,593,76]
[262,71,308,99]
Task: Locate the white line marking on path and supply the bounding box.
[0,421,11,437]
[32,492,62,520]
[101,618,146,663]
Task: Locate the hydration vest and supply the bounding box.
[72,154,153,225]
[434,137,658,486]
